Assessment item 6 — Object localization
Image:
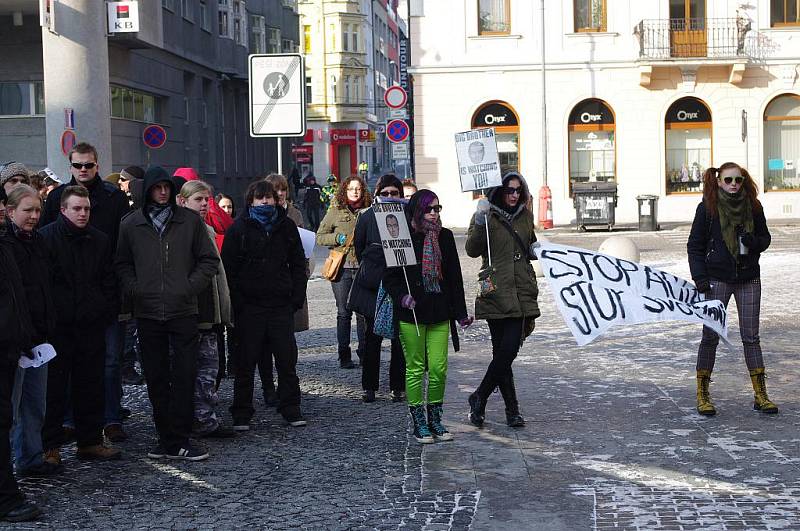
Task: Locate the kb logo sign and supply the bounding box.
[107,2,140,34]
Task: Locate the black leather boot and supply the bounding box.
[468,373,495,427]
[499,373,525,427]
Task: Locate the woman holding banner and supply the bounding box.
[465,172,540,428]
[316,175,370,369]
[347,174,407,403]
[384,189,472,443]
[687,162,778,416]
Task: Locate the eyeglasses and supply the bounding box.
[504,186,522,196]
[424,205,443,214]
[721,176,744,185]
[379,190,401,197]
[71,162,96,170]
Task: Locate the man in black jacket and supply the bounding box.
[116,167,219,461]
[40,186,122,465]
[0,236,41,522]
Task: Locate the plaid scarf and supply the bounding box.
[420,218,442,293]
[146,203,173,236]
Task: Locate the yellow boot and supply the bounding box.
[696,370,716,416]
[749,368,779,414]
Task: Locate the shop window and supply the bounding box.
[574,0,606,32]
[764,93,800,191]
[771,0,800,27]
[0,82,44,116]
[665,97,711,194]
[110,86,159,123]
[471,101,520,197]
[568,98,615,194]
[478,0,510,35]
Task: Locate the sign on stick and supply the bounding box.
[373,202,417,268]
[454,128,502,192]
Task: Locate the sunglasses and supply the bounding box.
[721,176,744,185]
[379,190,401,197]
[424,205,443,214]
[504,186,522,195]
[71,162,97,170]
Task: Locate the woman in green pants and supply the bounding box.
[383,189,473,443]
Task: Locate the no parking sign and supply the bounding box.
[143,124,167,149]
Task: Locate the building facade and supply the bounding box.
[297,0,402,181]
[0,0,299,205]
[408,0,800,227]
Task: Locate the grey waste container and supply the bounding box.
[572,181,618,231]
[636,195,659,232]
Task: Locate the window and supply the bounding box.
[574,0,606,32]
[329,23,336,50]
[353,76,360,103]
[200,1,209,31]
[181,0,193,21]
[478,0,510,34]
[343,24,350,51]
[665,97,712,194]
[183,97,190,125]
[568,99,616,192]
[281,39,294,52]
[233,1,247,45]
[218,0,232,38]
[250,15,266,53]
[764,94,800,191]
[162,0,175,11]
[303,25,312,53]
[771,0,800,26]
[352,25,359,51]
[268,28,281,53]
[306,76,312,103]
[110,86,158,123]
[344,75,351,103]
[0,82,44,116]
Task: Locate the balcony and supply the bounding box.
[634,18,765,62]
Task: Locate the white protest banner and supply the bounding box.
[534,242,728,346]
[373,202,417,268]
[454,128,502,192]
[297,227,316,259]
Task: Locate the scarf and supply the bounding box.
[9,220,33,241]
[249,204,278,233]
[146,203,173,236]
[716,188,753,260]
[420,218,442,293]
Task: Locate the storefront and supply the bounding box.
[763,93,800,191]
[568,98,616,193]
[471,101,520,175]
[665,97,712,194]
[329,128,357,180]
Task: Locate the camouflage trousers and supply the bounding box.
[194,331,220,435]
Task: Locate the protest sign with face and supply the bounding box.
[455,128,502,192]
[373,202,417,268]
[534,242,728,346]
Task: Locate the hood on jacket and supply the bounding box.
[173,167,201,181]
[487,171,530,217]
[173,167,233,237]
[142,166,176,206]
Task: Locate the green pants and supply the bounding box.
[398,320,450,406]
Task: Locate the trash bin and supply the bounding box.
[572,181,618,231]
[636,195,659,232]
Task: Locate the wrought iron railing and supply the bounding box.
[634,18,764,60]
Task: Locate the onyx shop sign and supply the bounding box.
[107,1,140,33]
[472,103,519,128]
[568,100,614,126]
[665,98,711,123]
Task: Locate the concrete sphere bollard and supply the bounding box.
[598,236,640,263]
[532,236,549,277]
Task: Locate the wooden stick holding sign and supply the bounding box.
[373,202,420,336]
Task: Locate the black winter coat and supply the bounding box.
[383,228,468,325]
[347,207,386,319]
[1,221,55,345]
[687,201,771,284]
[0,235,35,361]
[221,209,307,313]
[41,177,130,252]
[40,215,117,328]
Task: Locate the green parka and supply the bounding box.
[465,175,540,322]
[316,201,362,268]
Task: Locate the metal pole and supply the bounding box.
[540,0,548,187]
[278,137,283,175]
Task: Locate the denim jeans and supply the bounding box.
[104,321,123,426]
[11,364,47,471]
[330,268,365,361]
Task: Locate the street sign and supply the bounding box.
[386,119,410,143]
[388,108,408,120]
[392,143,410,160]
[249,53,306,137]
[142,124,167,149]
[107,1,140,33]
[384,86,407,109]
[64,108,74,130]
[60,130,76,156]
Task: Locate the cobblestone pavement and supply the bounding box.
[8,224,800,529]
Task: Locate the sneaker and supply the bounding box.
[199,425,237,439]
[1,501,41,523]
[166,444,209,462]
[147,444,167,459]
[282,409,307,427]
[77,444,123,461]
[390,390,406,403]
[44,448,62,467]
[104,423,128,442]
[362,389,376,403]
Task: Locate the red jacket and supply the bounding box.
[173,167,233,251]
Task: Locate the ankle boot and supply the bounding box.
[498,374,525,427]
[749,368,778,414]
[695,369,716,416]
[408,405,434,443]
[426,403,453,441]
[468,373,494,427]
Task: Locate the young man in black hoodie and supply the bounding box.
[115,167,219,460]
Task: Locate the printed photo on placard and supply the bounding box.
[455,128,503,192]
[373,202,417,268]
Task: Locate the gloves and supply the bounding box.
[529,241,541,256]
[740,232,756,249]
[474,199,491,226]
[695,279,711,295]
[476,198,491,213]
[400,294,416,310]
[336,233,347,246]
[458,316,474,329]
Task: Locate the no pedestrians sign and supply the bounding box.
[249,54,306,137]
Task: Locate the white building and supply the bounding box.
[408,0,800,227]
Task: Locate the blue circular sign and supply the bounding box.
[143,124,167,149]
[386,119,409,143]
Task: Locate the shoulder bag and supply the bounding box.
[321,232,354,281]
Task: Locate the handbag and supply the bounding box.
[477,216,498,297]
[373,282,396,339]
[321,232,354,281]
